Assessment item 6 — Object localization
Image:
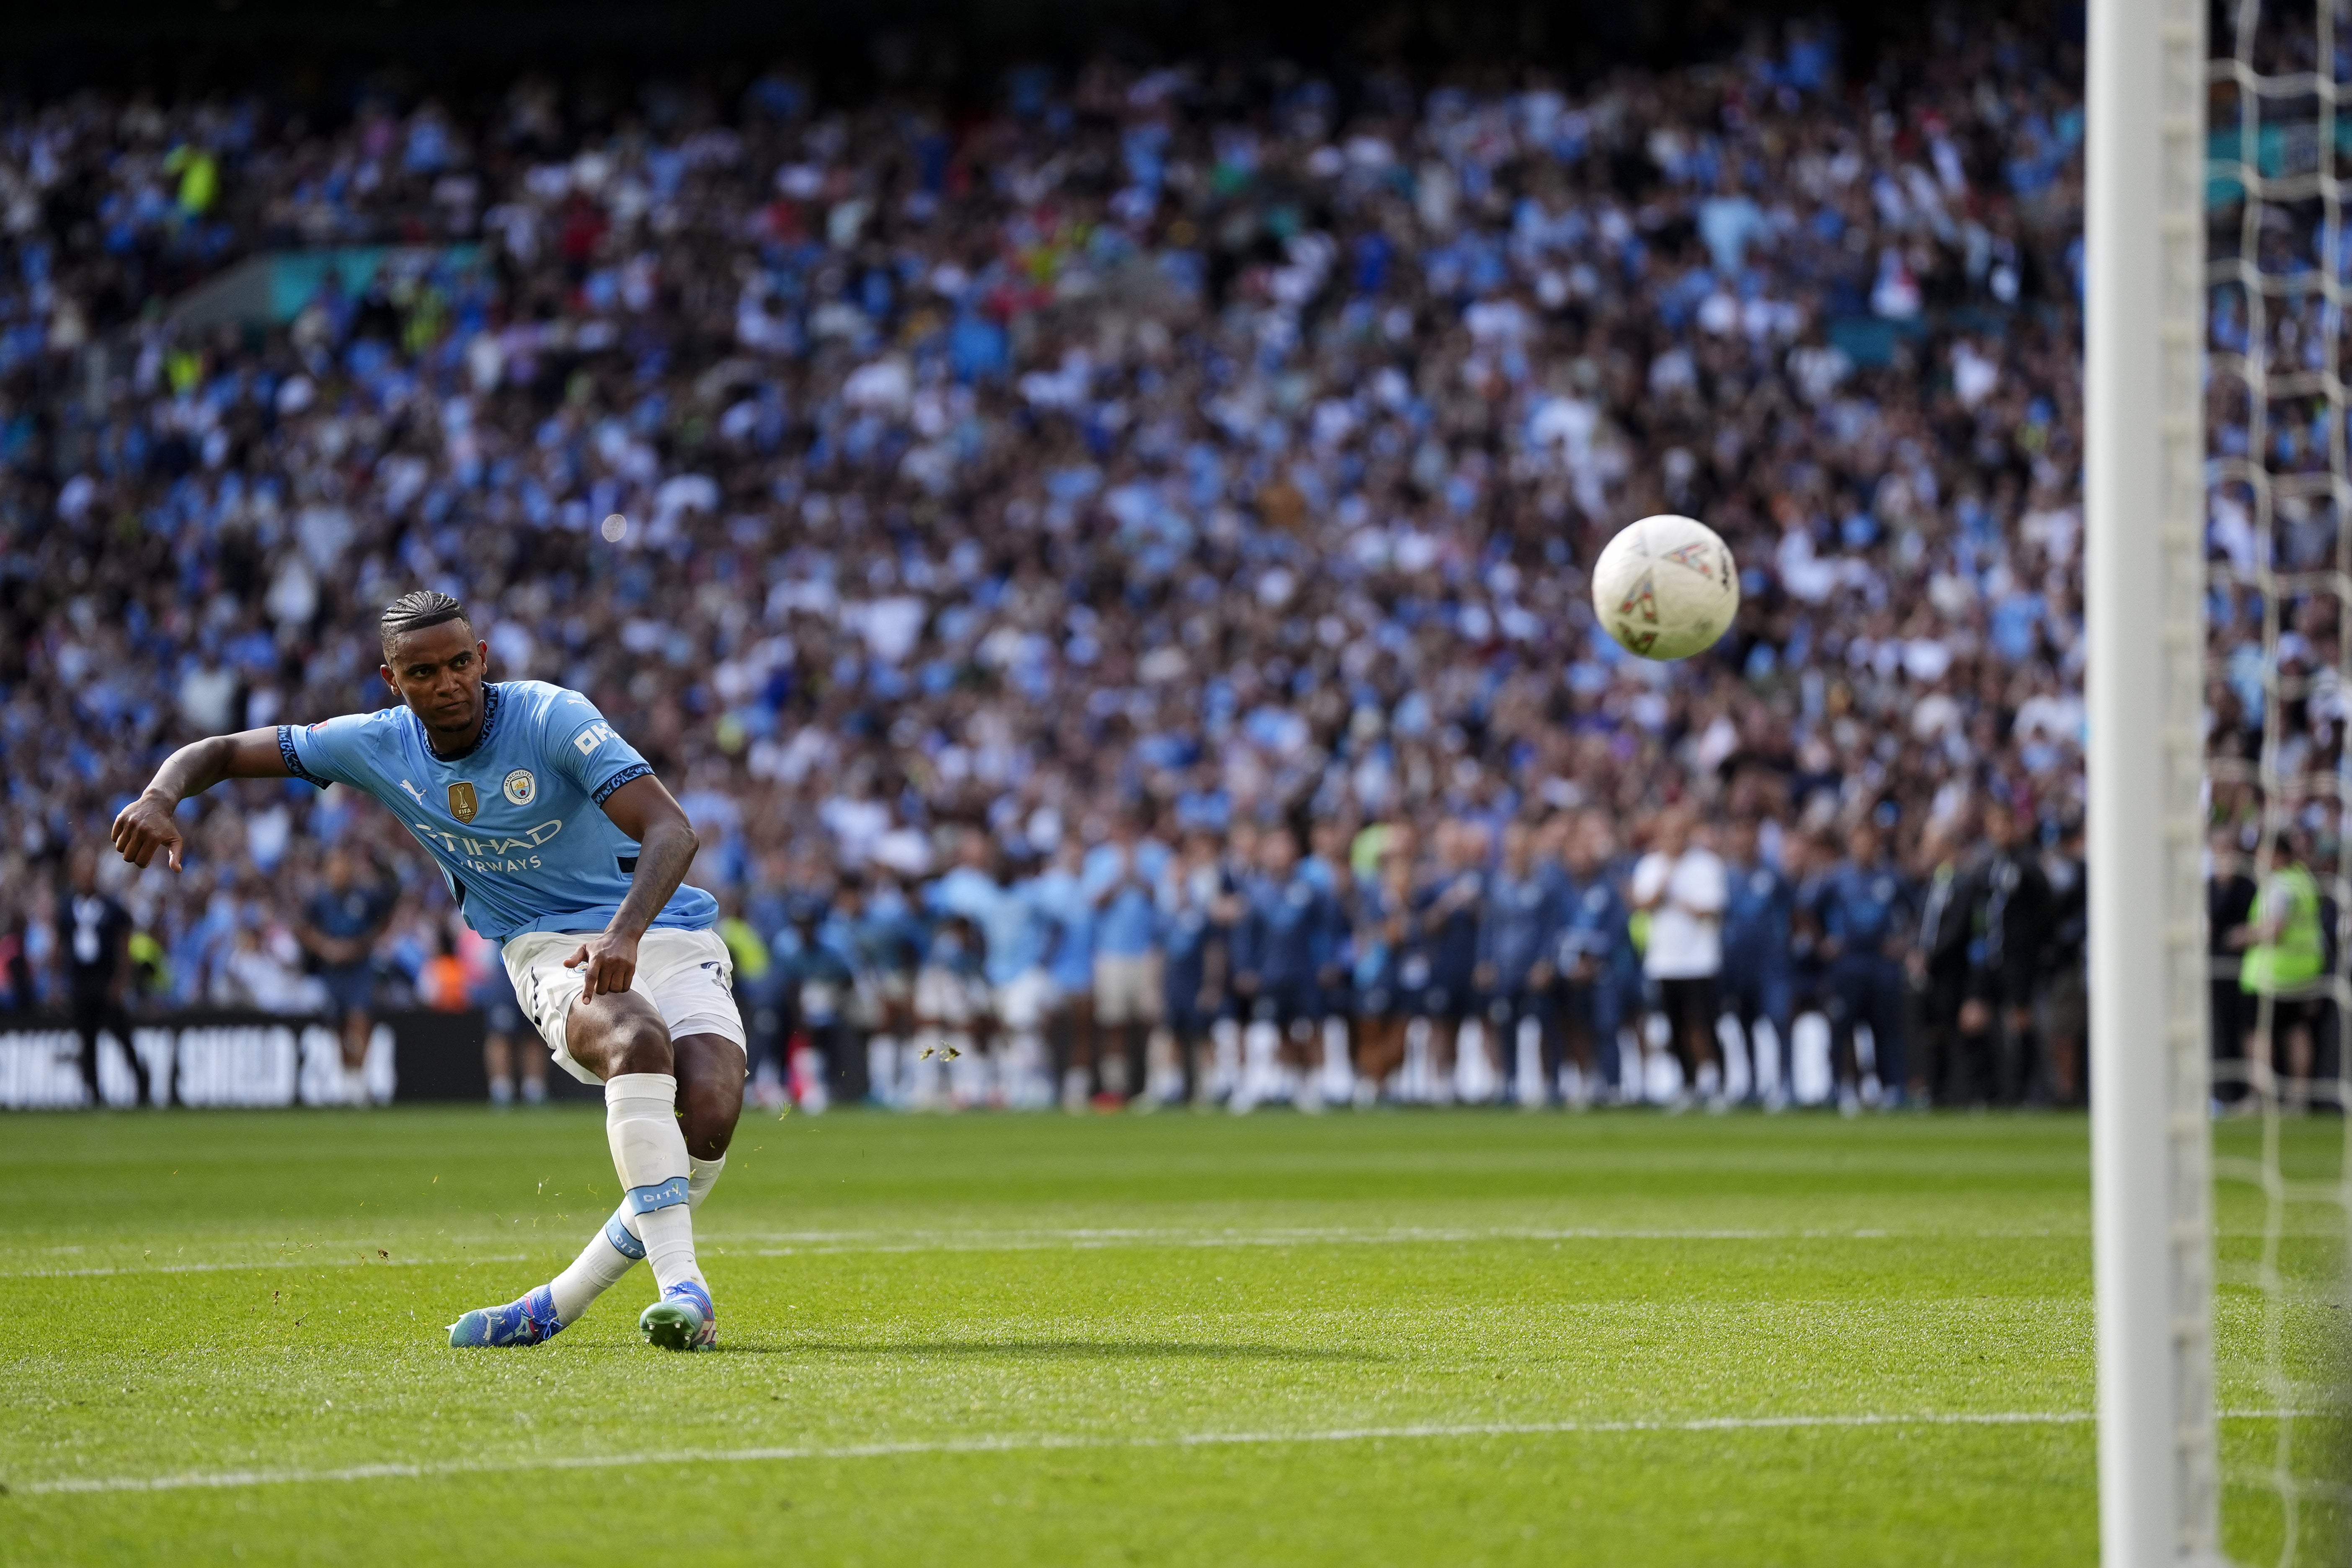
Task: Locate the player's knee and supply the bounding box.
[612,1019,673,1075]
[678,1079,737,1158]
[581,1009,670,1076]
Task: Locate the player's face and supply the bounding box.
[380,620,489,739]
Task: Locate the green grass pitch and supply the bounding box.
[2,1108,2343,1566]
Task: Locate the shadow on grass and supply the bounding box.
[724,1339,1388,1362]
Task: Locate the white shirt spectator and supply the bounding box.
[1631,847,1728,980]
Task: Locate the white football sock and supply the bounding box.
[604,1072,702,1294]
[547,1153,725,1324]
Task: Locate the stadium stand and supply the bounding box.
[0,19,2302,1114]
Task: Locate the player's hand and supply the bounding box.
[110,791,185,871]
[565,930,640,997]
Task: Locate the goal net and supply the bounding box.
[2095,0,2352,1562]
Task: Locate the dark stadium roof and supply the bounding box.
[10,0,2075,102]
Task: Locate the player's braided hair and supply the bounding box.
[379,589,470,649]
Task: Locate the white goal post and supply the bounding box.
[2086,0,2223,1563]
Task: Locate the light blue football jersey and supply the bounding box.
[279,680,718,944]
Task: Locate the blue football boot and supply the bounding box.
[448,1284,565,1348]
[638,1279,716,1351]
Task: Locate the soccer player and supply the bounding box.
[1027,837,1102,1112]
[1229,826,1339,1113]
[1628,807,1729,1109]
[108,591,741,1352]
[847,870,926,1108]
[295,847,395,1103]
[775,891,856,1112]
[1156,829,1230,1106]
[1817,819,1915,1113]
[1410,820,1488,1104]
[1083,814,1170,1106]
[1718,819,1795,1109]
[1550,814,1632,1106]
[1473,822,1557,1104]
[1348,855,1412,1104]
[930,831,1054,1108]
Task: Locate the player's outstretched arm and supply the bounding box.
[110,728,292,872]
[565,774,701,997]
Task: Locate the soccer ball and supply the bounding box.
[1591,514,1740,661]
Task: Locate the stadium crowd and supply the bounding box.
[0,18,2335,1111]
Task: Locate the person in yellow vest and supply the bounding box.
[2238,827,2327,1108]
[715,891,775,1101]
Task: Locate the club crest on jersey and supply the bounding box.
[503,769,537,807]
[448,781,480,823]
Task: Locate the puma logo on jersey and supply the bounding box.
[398,779,429,804]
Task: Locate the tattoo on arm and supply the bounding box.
[608,815,697,940]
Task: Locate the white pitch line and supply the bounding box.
[742,1227,1799,1258]
[0,1229,1806,1278]
[0,1254,529,1281]
[726,1224,2100,1257]
[6,1410,2322,1498]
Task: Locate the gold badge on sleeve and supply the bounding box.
[448,781,480,823]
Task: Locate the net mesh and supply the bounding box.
[2205,0,2352,1558]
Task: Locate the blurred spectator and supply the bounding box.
[2209,828,2258,1107]
[2238,827,2326,1111]
[1973,800,2053,1103]
[296,848,395,1095]
[1911,819,1985,1106]
[467,921,545,1106]
[2042,819,2086,1106]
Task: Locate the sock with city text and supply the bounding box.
[548,1152,724,1324]
[602,1072,704,1295]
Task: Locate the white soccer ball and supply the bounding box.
[1590,514,1740,661]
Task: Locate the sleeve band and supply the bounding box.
[277,725,331,788]
[590,762,654,807]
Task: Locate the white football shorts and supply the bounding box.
[503,927,746,1085]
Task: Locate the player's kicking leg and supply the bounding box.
[451,972,744,1351]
